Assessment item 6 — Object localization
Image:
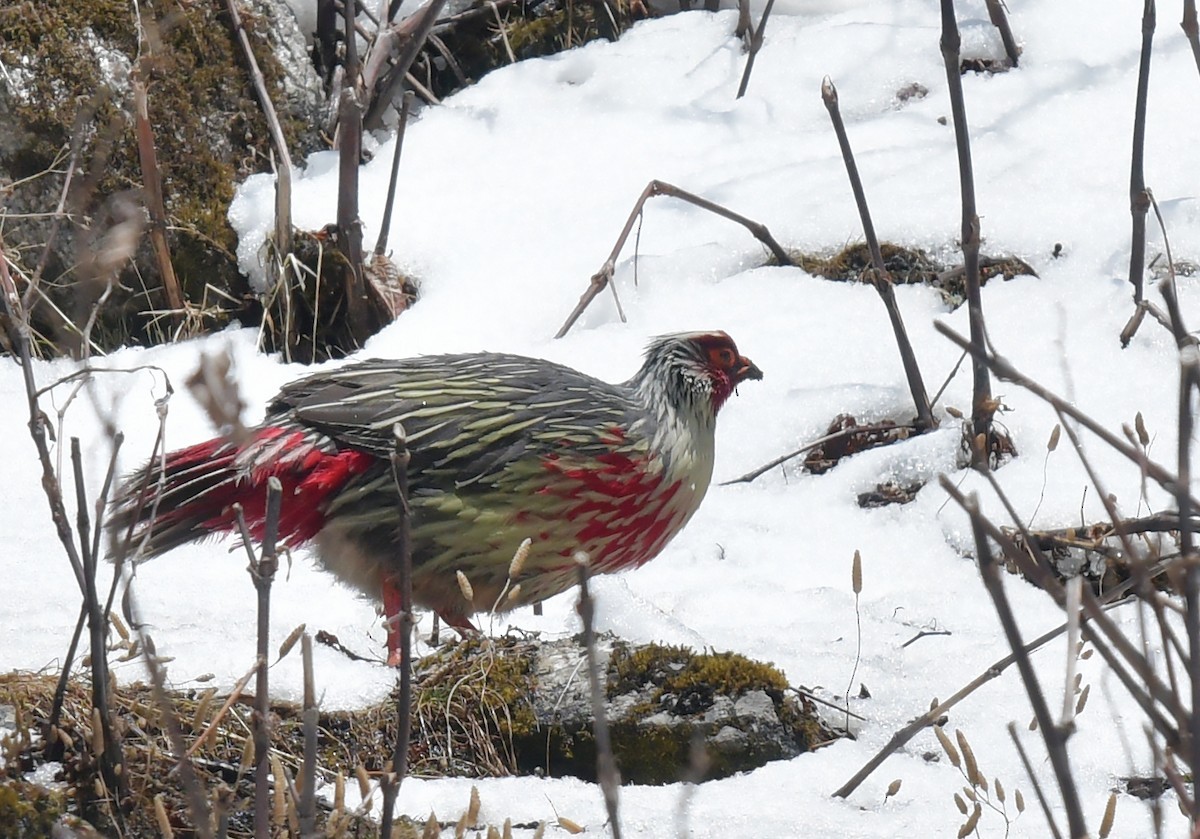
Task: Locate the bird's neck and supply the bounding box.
[626,364,718,495]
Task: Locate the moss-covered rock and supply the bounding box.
[0,0,326,355]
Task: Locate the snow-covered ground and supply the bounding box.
[5,0,1200,834]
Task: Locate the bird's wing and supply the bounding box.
[267,354,643,489]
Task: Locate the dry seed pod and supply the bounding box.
[454,811,469,839]
[962,786,977,802]
[532,823,546,839]
[946,406,963,419]
[355,764,370,800]
[238,732,255,774]
[154,793,175,839]
[510,538,532,578]
[91,708,105,756]
[935,726,961,767]
[503,818,513,839]
[1076,684,1091,715]
[955,730,981,786]
[559,816,585,834]
[957,803,981,839]
[487,827,501,839]
[995,777,1005,803]
[1135,412,1149,446]
[852,550,863,594]
[1015,789,1026,813]
[506,583,523,603]
[271,753,287,825]
[1081,648,1093,660]
[1099,791,1117,838]
[1028,716,1038,731]
[110,612,131,641]
[456,570,474,603]
[954,793,968,814]
[334,770,345,811]
[277,623,307,661]
[468,783,482,822]
[885,779,902,799]
[1048,424,1061,452]
[422,812,440,839]
[192,688,217,732]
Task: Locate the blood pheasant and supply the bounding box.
[112,331,762,663]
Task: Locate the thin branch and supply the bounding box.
[957,494,1089,836]
[1007,722,1065,839]
[939,0,993,465]
[299,633,318,837]
[1128,0,1156,309]
[225,0,294,275]
[820,76,935,432]
[576,553,623,839]
[983,0,1020,67]
[1184,0,1200,78]
[934,320,1200,508]
[374,91,415,258]
[555,180,792,339]
[244,478,283,839]
[833,560,1163,799]
[735,0,777,99]
[380,425,414,838]
[132,72,184,316]
[720,422,916,486]
[363,0,452,131]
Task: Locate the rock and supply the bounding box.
[408,633,840,784]
[0,0,326,354]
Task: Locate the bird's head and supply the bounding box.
[634,331,763,418]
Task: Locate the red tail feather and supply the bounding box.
[133,427,375,555]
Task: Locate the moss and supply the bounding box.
[0,779,71,838]
[0,0,317,354]
[608,641,787,704]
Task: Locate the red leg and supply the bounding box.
[437,610,480,636]
[382,578,404,667]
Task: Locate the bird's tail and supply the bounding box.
[109,427,375,561]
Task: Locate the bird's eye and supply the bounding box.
[709,347,736,368]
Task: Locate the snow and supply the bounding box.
[5,0,1200,835]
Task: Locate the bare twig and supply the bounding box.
[721,422,915,486]
[299,633,318,837]
[555,180,792,338]
[833,565,1156,799]
[1184,0,1200,77]
[735,0,752,42]
[380,425,414,838]
[1007,722,1065,839]
[983,0,1020,67]
[959,492,1089,838]
[1160,276,1200,818]
[132,72,184,316]
[820,77,935,432]
[364,0,451,131]
[240,478,283,839]
[225,0,294,274]
[934,320,1200,508]
[374,91,415,258]
[1129,0,1156,309]
[576,552,623,839]
[939,0,994,465]
[336,0,374,347]
[736,0,777,99]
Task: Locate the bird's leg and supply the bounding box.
[382,578,404,667]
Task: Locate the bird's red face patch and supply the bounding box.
[693,333,763,410]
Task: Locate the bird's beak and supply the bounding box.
[735,355,763,383]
